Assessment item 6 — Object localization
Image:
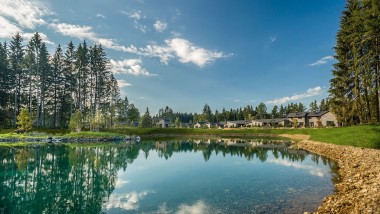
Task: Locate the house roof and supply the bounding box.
[228,120,247,124]
[287,111,330,118]
[195,122,210,125]
[156,117,169,122]
[287,112,308,118]
[252,118,290,123]
[308,111,329,117]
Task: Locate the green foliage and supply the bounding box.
[330,0,380,125]
[88,109,105,131]
[16,108,32,132]
[174,117,181,128]
[256,103,267,119]
[69,110,83,132]
[309,100,319,112]
[139,107,153,128]
[127,104,140,124]
[0,33,122,129]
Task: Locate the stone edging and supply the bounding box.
[280,134,380,214]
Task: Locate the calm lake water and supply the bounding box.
[0,138,339,214]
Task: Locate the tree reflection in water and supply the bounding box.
[0,138,339,213]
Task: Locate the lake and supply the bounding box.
[0,138,339,213]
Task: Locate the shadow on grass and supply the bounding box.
[371,127,380,149]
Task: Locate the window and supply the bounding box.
[326,121,335,127]
[309,122,314,127]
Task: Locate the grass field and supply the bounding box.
[1,125,379,149]
[106,126,380,149]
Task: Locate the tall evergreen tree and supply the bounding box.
[51,45,65,127]
[140,107,152,128]
[330,0,380,125]
[9,33,24,127]
[0,42,10,126]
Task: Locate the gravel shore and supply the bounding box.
[281,134,380,214]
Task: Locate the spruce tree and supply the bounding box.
[140,107,152,128]
[9,33,24,127]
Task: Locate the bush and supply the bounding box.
[16,108,32,132]
[69,110,83,132]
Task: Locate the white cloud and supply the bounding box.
[309,55,334,66]
[121,10,148,33]
[110,59,156,76]
[270,36,277,43]
[0,16,22,39]
[117,79,132,88]
[154,20,167,32]
[268,159,325,177]
[134,38,228,67]
[22,32,54,45]
[128,11,142,20]
[153,201,221,214]
[134,22,148,33]
[50,22,136,52]
[0,0,49,29]
[50,23,96,39]
[267,86,323,105]
[177,201,220,214]
[115,178,129,188]
[96,13,106,19]
[105,191,148,211]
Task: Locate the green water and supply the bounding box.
[0,138,338,213]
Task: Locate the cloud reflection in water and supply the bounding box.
[105,191,148,211]
[268,159,325,177]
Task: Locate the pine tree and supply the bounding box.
[271,105,279,118]
[139,107,152,128]
[51,45,65,127]
[0,42,10,126]
[16,107,32,132]
[127,104,140,125]
[62,41,76,124]
[9,33,24,127]
[330,0,380,125]
[309,100,319,112]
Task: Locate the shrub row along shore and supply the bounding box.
[282,134,380,214]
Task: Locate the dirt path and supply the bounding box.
[280,134,380,214]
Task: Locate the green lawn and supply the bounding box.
[105,126,380,149]
[1,125,379,149]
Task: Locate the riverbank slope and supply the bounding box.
[282,134,380,213]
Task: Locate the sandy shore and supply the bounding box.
[281,134,380,214]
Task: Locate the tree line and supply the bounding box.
[0,32,128,130]
[329,0,380,125]
[143,99,330,127]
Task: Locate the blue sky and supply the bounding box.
[0,0,345,114]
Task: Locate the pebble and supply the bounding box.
[281,134,380,213]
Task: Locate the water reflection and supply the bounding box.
[0,139,339,213]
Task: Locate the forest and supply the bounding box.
[0,32,128,130]
[329,0,380,125]
[0,32,333,130]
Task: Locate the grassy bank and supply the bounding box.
[0,125,379,149]
[108,126,380,149]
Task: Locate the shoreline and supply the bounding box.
[281,134,380,213]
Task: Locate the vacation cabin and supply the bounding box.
[156,118,170,128]
[287,111,338,127]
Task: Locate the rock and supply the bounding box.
[281,134,380,214]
